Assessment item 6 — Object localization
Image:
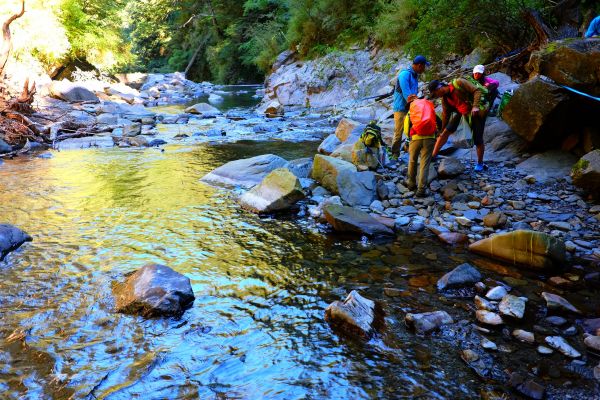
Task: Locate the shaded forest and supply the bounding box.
[1,0,599,84]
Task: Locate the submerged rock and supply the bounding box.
[239,168,305,214]
[545,336,581,358]
[114,263,195,317]
[405,310,453,334]
[542,292,581,314]
[468,230,566,270]
[325,290,383,338]
[323,204,394,236]
[201,154,288,189]
[436,263,482,291]
[0,224,32,261]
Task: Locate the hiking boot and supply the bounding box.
[415,189,427,198]
[474,163,488,172]
[403,180,416,191]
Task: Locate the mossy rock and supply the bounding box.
[571,150,600,198]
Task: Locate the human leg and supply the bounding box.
[417,138,435,193]
[406,139,421,190]
[432,112,460,157]
[391,111,407,156]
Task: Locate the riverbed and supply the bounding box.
[0,89,598,399]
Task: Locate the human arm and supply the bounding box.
[484,77,499,91]
[585,16,600,38]
[441,97,449,131]
[457,78,482,114]
[399,70,417,103]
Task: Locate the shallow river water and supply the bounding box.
[0,91,598,400]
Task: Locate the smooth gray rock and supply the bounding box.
[516,151,578,183]
[337,170,376,207]
[0,224,32,261]
[318,134,342,155]
[201,154,288,189]
[49,81,99,102]
[438,157,465,178]
[545,336,581,358]
[542,292,581,314]
[405,311,453,334]
[286,158,313,179]
[114,263,195,317]
[325,290,382,338]
[437,263,482,291]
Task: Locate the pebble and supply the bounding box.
[476,310,503,325]
[481,337,497,350]
[486,286,508,300]
[461,349,479,363]
[474,295,496,311]
[509,200,526,210]
[499,295,527,319]
[542,292,581,314]
[455,217,472,227]
[584,335,600,352]
[545,336,581,358]
[545,316,567,326]
[537,345,554,355]
[513,329,535,344]
[549,221,571,231]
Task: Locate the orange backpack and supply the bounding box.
[407,99,437,138]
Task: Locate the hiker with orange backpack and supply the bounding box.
[428,78,487,171]
[403,98,439,197]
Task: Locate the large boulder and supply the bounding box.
[571,150,600,198]
[114,263,195,317]
[325,290,383,338]
[286,157,313,179]
[184,102,221,117]
[201,154,288,189]
[351,140,380,170]
[239,168,305,213]
[317,134,342,155]
[114,73,148,90]
[310,154,356,194]
[337,170,377,207]
[48,81,99,103]
[438,157,465,178]
[469,230,566,270]
[0,224,32,261]
[502,77,571,148]
[335,118,361,142]
[323,204,394,236]
[527,39,600,97]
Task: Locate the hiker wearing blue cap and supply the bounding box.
[391,55,430,157]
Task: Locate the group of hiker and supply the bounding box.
[383,55,499,197]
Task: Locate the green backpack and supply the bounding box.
[360,121,384,148]
[454,77,490,111]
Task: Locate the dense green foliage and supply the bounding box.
[3,0,598,83]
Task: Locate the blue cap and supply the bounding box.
[413,55,431,66]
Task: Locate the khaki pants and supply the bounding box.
[407,138,435,192]
[392,111,407,155]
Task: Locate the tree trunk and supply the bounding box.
[184,42,204,78]
[0,0,26,78]
[524,9,555,47]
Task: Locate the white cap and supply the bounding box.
[473,65,485,74]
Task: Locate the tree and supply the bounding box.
[0,0,25,78]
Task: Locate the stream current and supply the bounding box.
[0,87,598,399]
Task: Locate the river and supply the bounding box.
[0,88,597,399]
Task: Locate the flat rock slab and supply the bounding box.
[325,290,383,338]
[545,336,581,358]
[516,151,578,183]
[469,230,565,270]
[542,292,581,314]
[201,154,288,189]
[0,224,32,261]
[114,263,195,317]
[323,204,394,237]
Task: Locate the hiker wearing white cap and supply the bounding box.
[469,65,499,171]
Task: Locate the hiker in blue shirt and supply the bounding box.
[585,15,600,38]
[391,55,430,157]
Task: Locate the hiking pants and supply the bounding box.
[392,111,407,155]
[407,138,435,192]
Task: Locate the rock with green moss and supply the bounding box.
[571,150,600,198]
[239,168,305,214]
[469,230,566,270]
[527,39,600,96]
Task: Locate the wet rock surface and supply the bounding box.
[0,224,32,261]
[114,263,195,317]
[239,168,305,214]
[405,311,453,334]
[325,290,383,338]
[201,154,288,189]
